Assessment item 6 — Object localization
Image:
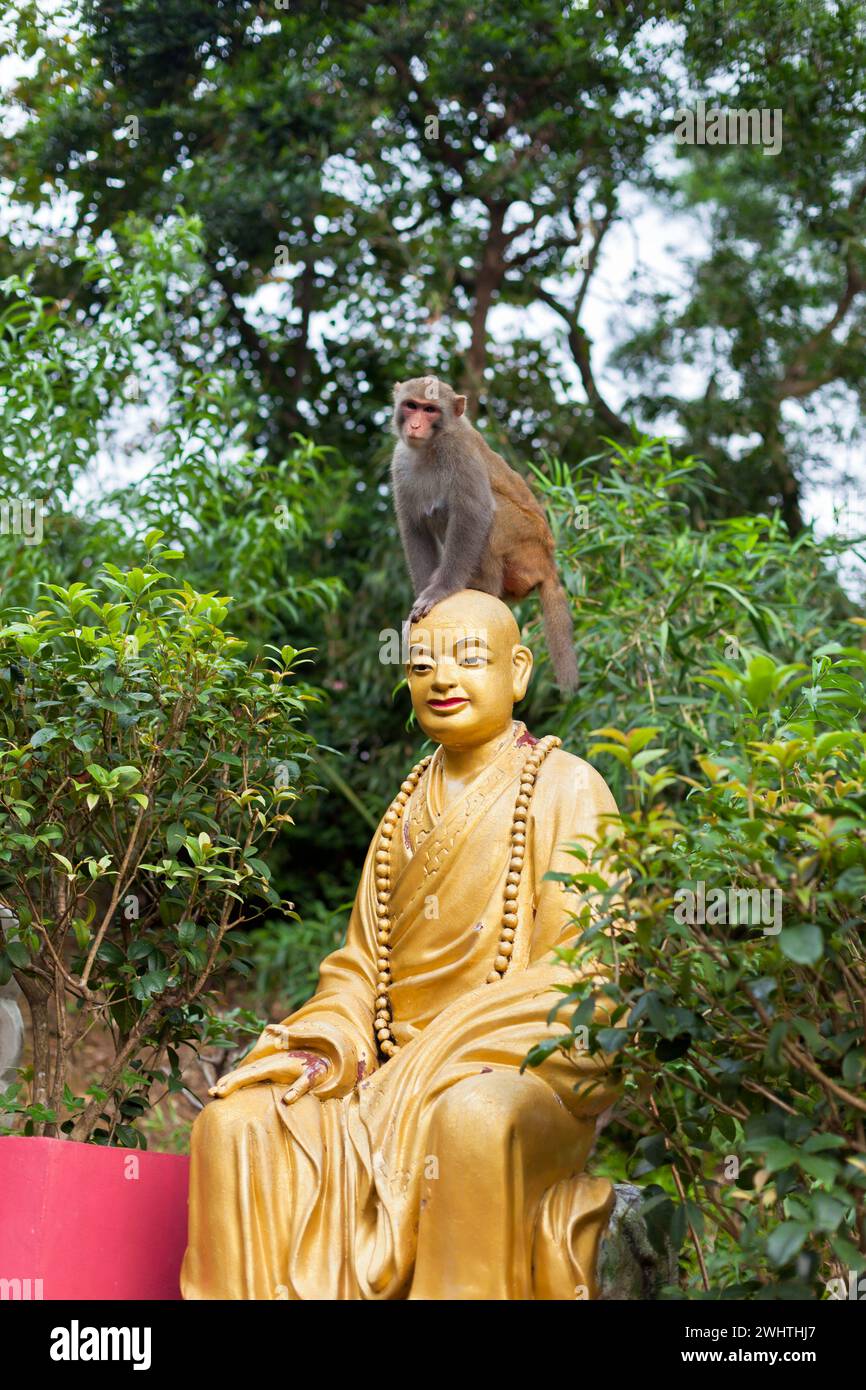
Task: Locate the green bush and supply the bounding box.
[525,442,866,1298]
[0,538,320,1144]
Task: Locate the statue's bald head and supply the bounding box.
[411,589,521,650]
[406,589,533,749]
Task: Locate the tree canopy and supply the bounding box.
[3,0,866,529]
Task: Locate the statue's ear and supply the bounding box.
[453,394,467,417]
[512,644,533,701]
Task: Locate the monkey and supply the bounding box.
[390,376,579,692]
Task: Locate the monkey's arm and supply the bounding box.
[397,512,440,593]
[409,468,495,620]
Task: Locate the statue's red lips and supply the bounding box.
[428,697,468,711]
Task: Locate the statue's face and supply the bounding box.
[407,601,532,749]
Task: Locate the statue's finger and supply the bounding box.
[215,1068,254,1095]
[210,1054,304,1098]
[209,1070,254,1098]
[281,1073,314,1106]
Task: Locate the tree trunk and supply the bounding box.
[764,418,803,535]
[16,969,53,1133]
[461,206,507,413]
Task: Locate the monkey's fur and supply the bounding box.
[390,376,579,691]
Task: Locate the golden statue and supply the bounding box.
[181,590,622,1300]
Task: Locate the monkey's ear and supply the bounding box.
[454,394,467,416]
[393,381,403,398]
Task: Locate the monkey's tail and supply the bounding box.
[538,575,579,693]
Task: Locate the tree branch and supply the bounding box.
[775,255,865,402]
[534,284,631,437]
[208,259,302,426]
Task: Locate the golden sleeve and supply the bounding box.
[529,749,623,965]
[269,823,383,1098]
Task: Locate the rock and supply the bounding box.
[597,1182,678,1299]
[0,977,24,1091]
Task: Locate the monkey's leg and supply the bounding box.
[501,540,551,599]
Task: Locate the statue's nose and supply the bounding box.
[431,662,459,689]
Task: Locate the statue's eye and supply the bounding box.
[461,654,486,667]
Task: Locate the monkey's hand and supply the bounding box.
[409,581,454,623]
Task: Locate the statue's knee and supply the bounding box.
[192,1096,234,1145]
[192,1084,273,1147]
[430,1070,531,1147]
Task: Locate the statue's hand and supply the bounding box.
[278,1050,331,1106]
[208,1036,330,1103]
[239,1021,296,1066]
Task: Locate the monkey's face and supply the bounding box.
[392,378,467,445]
[396,396,442,446]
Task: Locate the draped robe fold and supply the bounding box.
[181,723,621,1300]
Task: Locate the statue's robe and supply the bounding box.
[181,722,621,1300]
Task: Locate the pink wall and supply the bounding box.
[0,1136,189,1301]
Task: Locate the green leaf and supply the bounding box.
[114,765,142,789]
[766,1221,809,1267]
[5,940,29,968]
[521,1037,562,1069]
[132,968,169,1000]
[745,1136,798,1173]
[778,925,823,966]
[29,726,57,748]
[811,1193,846,1234]
[596,1027,630,1053]
[165,823,187,853]
[798,1153,840,1184]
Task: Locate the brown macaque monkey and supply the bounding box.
[390,376,579,691]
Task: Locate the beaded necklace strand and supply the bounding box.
[374,733,561,1059]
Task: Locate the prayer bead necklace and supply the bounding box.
[374,733,562,1059]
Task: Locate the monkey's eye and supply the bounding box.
[424,406,438,414]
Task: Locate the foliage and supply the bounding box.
[529,436,858,781]
[4,1,866,529]
[524,443,866,1298]
[0,540,321,1144]
[248,895,349,1016]
[0,213,347,630]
